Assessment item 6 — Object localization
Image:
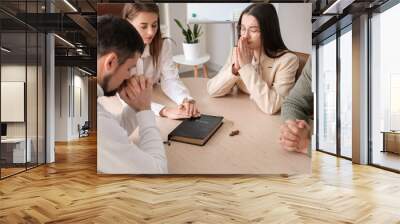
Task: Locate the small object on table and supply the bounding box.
[229,130,240,137]
[163,140,171,146]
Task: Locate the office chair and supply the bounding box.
[293,51,310,82]
[79,121,90,138]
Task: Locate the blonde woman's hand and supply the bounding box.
[180,99,200,117]
[159,107,191,120]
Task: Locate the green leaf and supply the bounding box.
[181,29,187,37]
[193,24,199,37]
[185,33,190,43]
[174,19,202,43]
[174,19,185,32]
[195,26,202,39]
[187,27,193,43]
[181,29,189,43]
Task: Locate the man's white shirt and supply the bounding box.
[97,84,167,174]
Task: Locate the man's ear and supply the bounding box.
[104,52,119,75]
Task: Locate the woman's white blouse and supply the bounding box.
[132,39,193,115]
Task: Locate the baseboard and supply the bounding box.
[206,61,222,73]
[177,61,221,77]
[177,65,193,74]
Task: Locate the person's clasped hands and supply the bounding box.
[279,119,311,154]
[118,75,153,112]
[160,98,200,120]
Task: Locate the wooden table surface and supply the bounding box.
[153,78,311,174]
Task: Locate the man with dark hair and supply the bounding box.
[97,15,167,173]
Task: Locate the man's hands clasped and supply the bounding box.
[119,75,153,112]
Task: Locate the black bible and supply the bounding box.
[167,114,224,146]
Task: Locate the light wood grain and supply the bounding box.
[0,135,399,223]
[152,78,310,174]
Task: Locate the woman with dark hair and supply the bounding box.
[122,3,200,119]
[207,3,299,115]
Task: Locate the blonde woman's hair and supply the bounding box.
[122,3,163,69]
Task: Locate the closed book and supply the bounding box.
[168,114,224,146]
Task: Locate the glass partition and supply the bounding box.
[339,27,352,159]
[0,0,46,179]
[370,3,400,171]
[317,35,337,155]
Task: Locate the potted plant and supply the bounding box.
[174,19,203,60]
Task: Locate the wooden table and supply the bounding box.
[1,138,32,165]
[153,78,311,174]
[381,131,400,154]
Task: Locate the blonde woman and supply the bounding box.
[122,3,200,119]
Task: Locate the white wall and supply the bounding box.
[55,67,70,141]
[1,66,25,124]
[71,74,89,138]
[54,67,89,141]
[1,65,26,81]
[312,45,317,151]
[161,3,207,73]
[205,3,312,71]
[162,3,312,73]
[1,82,25,122]
[276,3,312,54]
[1,65,26,140]
[156,3,314,78]
[1,65,37,138]
[187,3,250,22]
[1,64,46,164]
[205,24,232,72]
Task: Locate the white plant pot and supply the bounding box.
[182,42,201,61]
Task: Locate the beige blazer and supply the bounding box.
[207,48,299,114]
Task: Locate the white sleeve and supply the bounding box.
[207,48,240,97]
[97,104,167,174]
[117,103,138,135]
[151,101,166,116]
[159,39,193,105]
[97,95,138,134]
